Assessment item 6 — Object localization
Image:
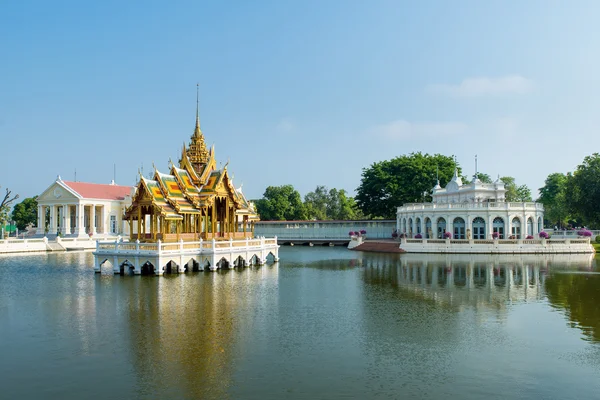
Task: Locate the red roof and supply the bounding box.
[62,181,133,200]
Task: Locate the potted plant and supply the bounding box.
[492,232,499,239]
[578,229,592,237]
[443,231,452,239]
[414,233,422,239]
[539,231,549,239]
[526,235,534,239]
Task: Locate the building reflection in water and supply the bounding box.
[120,265,280,399]
[361,253,594,309]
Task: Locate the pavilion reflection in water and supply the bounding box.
[361,253,595,310]
[120,265,280,399]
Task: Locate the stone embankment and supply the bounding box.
[350,239,405,253]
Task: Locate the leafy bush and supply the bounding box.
[360,229,367,235]
[526,235,534,239]
[595,235,600,243]
[348,231,355,236]
[578,229,592,237]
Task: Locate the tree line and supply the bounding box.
[3,153,599,230]
[253,185,364,221]
[538,153,600,229]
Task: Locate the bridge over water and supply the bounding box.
[254,220,396,246]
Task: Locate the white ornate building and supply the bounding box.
[37,176,134,237]
[396,168,544,240]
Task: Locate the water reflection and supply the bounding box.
[545,269,600,342]
[117,265,280,399]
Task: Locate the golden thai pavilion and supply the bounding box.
[124,97,259,242]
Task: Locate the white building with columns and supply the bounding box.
[396,168,545,240]
[37,176,134,237]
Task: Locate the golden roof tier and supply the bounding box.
[124,88,259,242]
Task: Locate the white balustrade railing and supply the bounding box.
[398,202,544,212]
[95,236,279,255]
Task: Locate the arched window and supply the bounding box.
[437,217,446,239]
[472,217,486,239]
[425,218,432,238]
[493,217,505,239]
[511,217,521,239]
[453,217,466,239]
[527,217,533,236]
[537,217,543,233]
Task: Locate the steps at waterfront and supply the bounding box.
[46,242,66,252]
[352,240,405,253]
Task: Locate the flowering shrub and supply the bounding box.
[348,231,355,236]
[443,231,452,239]
[526,235,534,239]
[492,232,499,239]
[578,229,593,237]
[414,233,422,239]
[539,231,549,239]
[360,229,367,235]
[392,231,398,238]
[400,233,406,238]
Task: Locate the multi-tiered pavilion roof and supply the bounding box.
[124,92,259,242]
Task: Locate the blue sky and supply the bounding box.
[2,0,599,202]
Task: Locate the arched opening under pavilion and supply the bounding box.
[511,217,521,239]
[425,218,432,238]
[472,217,486,239]
[493,217,505,239]
[453,217,466,239]
[437,217,446,239]
[527,217,534,237]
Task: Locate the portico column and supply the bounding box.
[49,205,58,235]
[91,204,97,235]
[64,204,71,235]
[488,215,494,238]
[77,204,85,236]
[101,206,107,234]
[37,205,44,234]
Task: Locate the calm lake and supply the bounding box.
[1,247,599,399]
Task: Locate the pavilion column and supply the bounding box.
[91,204,97,235]
[49,205,57,235]
[77,204,85,236]
[101,206,107,234]
[64,204,71,235]
[507,216,512,239]
[37,205,44,234]
[447,214,452,238]
[488,215,494,238]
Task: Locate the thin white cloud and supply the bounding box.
[427,75,533,97]
[370,120,468,140]
[276,118,294,133]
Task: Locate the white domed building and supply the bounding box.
[396,168,544,240]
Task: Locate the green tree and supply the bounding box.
[564,153,600,227]
[500,176,532,202]
[355,153,456,219]
[538,173,570,229]
[254,185,307,221]
[475,173,493,183]
[0,186,19,230]
[11,196,38,230]
[326,188,362,220]
[304,185,328,220]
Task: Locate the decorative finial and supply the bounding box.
[475,154,478,176]
[196,83,200,130]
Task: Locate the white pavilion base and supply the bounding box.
[399,237,595,254]
[93,236,280,275]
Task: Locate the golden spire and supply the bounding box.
[187,83,209,168]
